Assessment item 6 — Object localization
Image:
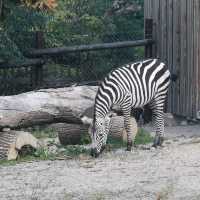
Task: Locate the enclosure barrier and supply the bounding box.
[27,39,154,57]
[0,19,154,95]
[0,59,45,95]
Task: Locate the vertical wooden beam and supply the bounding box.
[35,31,45,49]
[0,0,3,19]
[31,31,45,88]
[172,0,181,116]
[194,0,200,118]
[145,18,153,58]
[187,0,193,118]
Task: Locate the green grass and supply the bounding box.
[0,128,153,166]
[57,145,90,158]
[0,146,56,166]
[107,128,153,149]
[134,128,154,145]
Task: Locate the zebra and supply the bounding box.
[91,58,171,157]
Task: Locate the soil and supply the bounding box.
[1,125,200,200]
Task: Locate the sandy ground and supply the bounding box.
[1,125,200,200]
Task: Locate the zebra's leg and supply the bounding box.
[150,100,165,147]
[122,101,133,151]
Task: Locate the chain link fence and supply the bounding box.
[0,0,146,95]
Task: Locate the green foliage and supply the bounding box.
[4,6,49,52]
[107,128,153,149]
[33,147,56,160]
[2,0,144,47]
[0,146,56,166]
[80,133,91,144]
[0,126,152,166]
[61,145,90,157]
[134,128,154,145]
[0,0,145,84]
[0,30,25,62]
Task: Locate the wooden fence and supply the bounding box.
[144,0,200,119]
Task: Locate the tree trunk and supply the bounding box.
[0,86,97,128]
[110,116,138,142]
[55,116,138,145]
[49,123,89,145]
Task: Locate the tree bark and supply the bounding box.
[0,86,97,128]
[55,116,138,145]
[50,123,89,145]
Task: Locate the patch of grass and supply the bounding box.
[0,128,153,166]
[0,146,56,166]
[134,128,154,145]
[80,133,91,144]
[107,136,127,149]
[60,145,90,158]
[0,159,18,166]
[33,147,56,160]
[107,128,153,149]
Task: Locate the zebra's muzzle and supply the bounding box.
[90,148,99,158]
[90,145,106,158]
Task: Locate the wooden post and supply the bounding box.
[34,64,43,88]
[0,0,3,19]
[31,31,45,88]
[35,31,45,49]
[145,18,153,58]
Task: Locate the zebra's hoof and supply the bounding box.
[126,145,132,151]
[158,136,164,146]
[152,136,164,148]
[126,141,132,151]
[126,146,132,151]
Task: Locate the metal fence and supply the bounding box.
[0,19,153,96]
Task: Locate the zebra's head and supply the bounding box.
[90,115,111,157]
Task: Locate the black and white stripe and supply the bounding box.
[91,59,171,157]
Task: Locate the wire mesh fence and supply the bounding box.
[41,45,145,88]
[0,41,145,95]
[0,0,146,95]
[0,30,151,95]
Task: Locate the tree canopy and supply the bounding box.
[0,0,144,62]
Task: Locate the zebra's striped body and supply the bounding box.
[91,59,171,157]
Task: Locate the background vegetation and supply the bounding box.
[0,0,144,60]
[0,0,144,94]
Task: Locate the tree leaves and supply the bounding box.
[21,0,58,11]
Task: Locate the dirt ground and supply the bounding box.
[1,125,200,200]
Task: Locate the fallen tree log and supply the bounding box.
[0,130,39,160]
[55,116,138,145]
[0,85,174,130]
[49,123,89,145]
[0,86,98,128]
